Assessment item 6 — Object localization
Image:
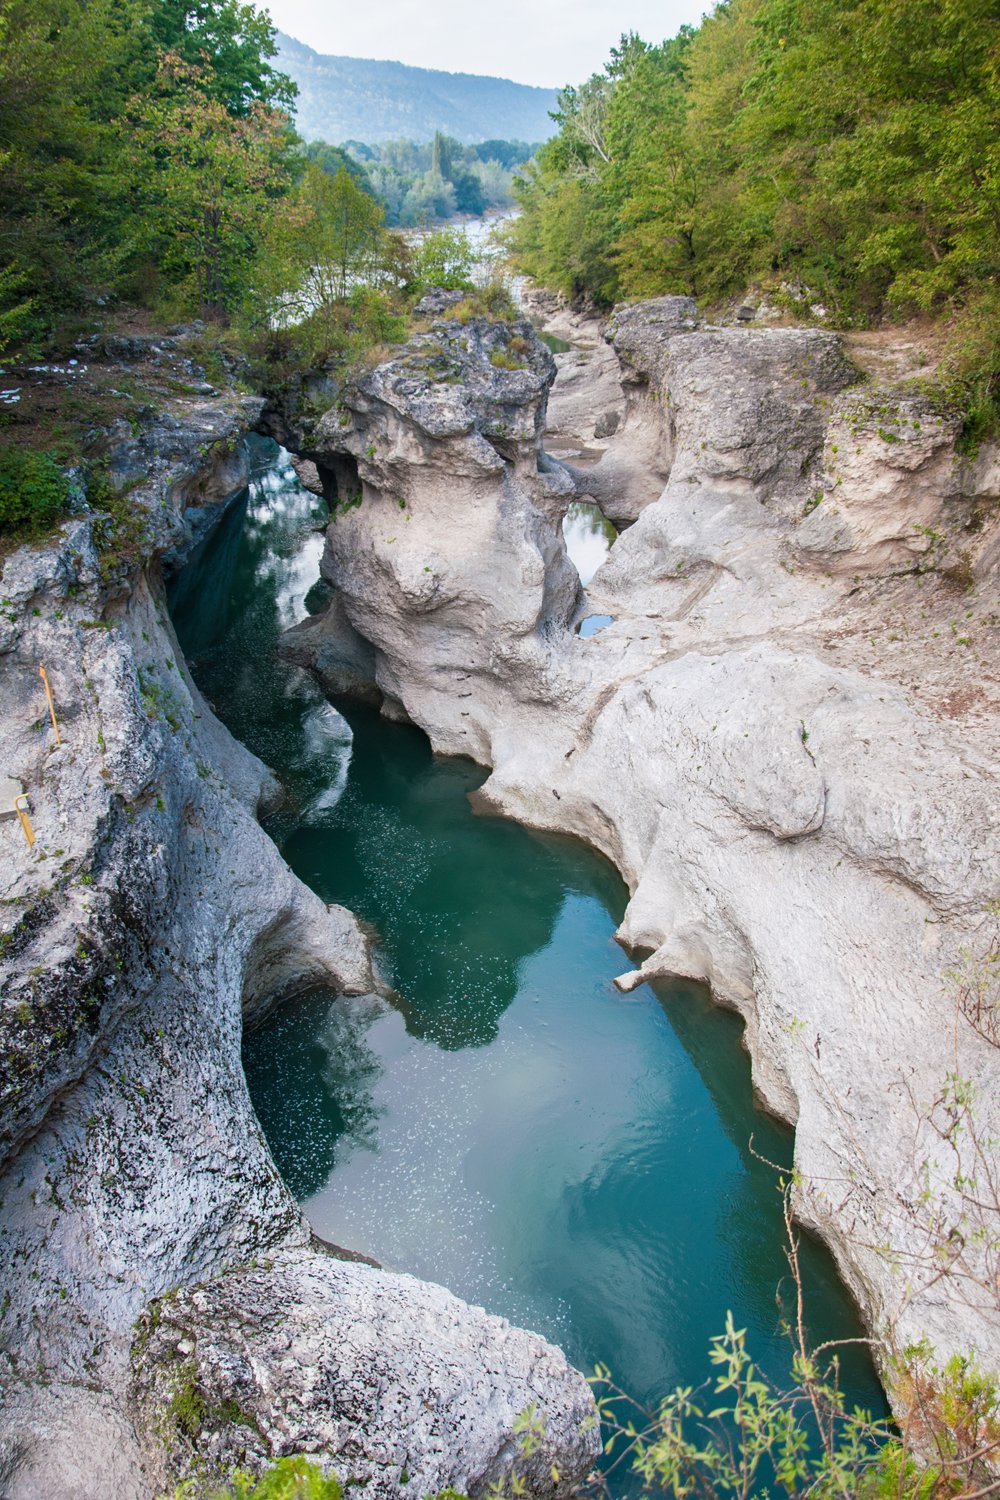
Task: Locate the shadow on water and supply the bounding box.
[280,702,626,1050]
[169,448,886,1493]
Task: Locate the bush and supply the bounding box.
[940,291,1000,456]
[171,1457,470,1500]
[171,1455,342,1499]
[412,228,477,292]
[0,447,72,541]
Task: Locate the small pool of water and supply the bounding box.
[168,449,885,1491]
[562,500,617,585]
[578,614,614,638]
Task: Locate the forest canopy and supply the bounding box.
[510,0,1000,431]
[0,1,528,355]
[0,0,305,340]
[336,133,537,227]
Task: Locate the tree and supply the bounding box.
[0,0,300,337]
[303,140,375,194]
[430,131,454,182]
[0,0,147,332]
[411,227,476,292]
[120,52,296,318]
[257,163,391,322]
[142,0,296,116]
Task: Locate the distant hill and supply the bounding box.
[275,32,559,146]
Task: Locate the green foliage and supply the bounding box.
[118,52,297,320]
[254,164,393,322]
[0,0,297,337]
[169,1455,343,1499]
[0,448,72,541]
[143,0,296,117]
[167,1456,475,1500]
[412,228,477,293]
[445,283,518,327]
[511,5,1000,434]
[597,1320,1000,1498]
[336,136,537,228]
[598,1313,892,1499]
[166,1360,206,1440]
[302,140,374,194]
[85,465,150,580]
[594,1158,1000,1499]
[489,349,525,371]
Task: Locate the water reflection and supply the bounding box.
[167,446,355,841]
[283,706,624,1050]
[168,449,886,1492]
[243,988,386,1200]
[579,614,614,638]
[563,500,617,584]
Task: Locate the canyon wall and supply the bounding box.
[280,292,1000,1392]
[0,356,598,1498]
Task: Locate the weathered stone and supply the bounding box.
[285,294,1000,1410]
[0,372,600,1497]
[130,1246,598,1500]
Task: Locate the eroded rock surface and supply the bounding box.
[131,1245,596,1500]
[285,295,1000,1397]
[0,356,600,1497]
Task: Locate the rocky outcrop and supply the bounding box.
[0,354,599,1496]
[130,1246,596,1500]
[264,292,583,752]
[284,295,1000,1396]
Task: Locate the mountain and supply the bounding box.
[275,32,559,146]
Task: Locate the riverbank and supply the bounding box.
[269,288,1000,1404]
[0,352,598,1497]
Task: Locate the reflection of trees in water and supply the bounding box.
[243,989,386,1202]
[167,490,250,658]
[562,502,617,585]
[564,500,618,543]
[168,463,352,841]
[287,699,629,1052]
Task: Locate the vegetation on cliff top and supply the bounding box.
[0,0,521,542]
[0,0,299,339]
[510,0,1000,440]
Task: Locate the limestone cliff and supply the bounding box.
[0,344,599,1498]
[277,294,1000,1397]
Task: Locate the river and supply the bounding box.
[167,443,885,1491]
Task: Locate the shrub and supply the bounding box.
[171,1457,470,1500]
[412,228,477,292]
[489,350,525,371]
[0,448,72,541]
[179,1456,342,1499]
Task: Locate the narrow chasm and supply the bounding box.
[166,442,887,1491]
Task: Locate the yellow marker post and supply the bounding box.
[39,664,61,745]
[14,794,35,849]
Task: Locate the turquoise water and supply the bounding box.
[168,446,885,1484]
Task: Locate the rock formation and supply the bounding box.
[278,294,1000,1394]
[0,342,599,1497]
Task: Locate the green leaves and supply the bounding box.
[0,0,298,337]
[510,0,1000,434]
[0,449,72,542]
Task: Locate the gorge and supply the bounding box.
[0,286,997,1498]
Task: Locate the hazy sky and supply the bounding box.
[262,1,714,88]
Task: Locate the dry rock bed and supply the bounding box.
[0,331,598,1499]
[273,290,1000,1401]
